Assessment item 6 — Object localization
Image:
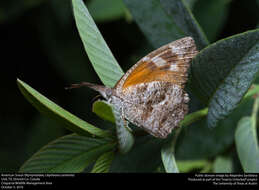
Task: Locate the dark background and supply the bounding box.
[0,0,258,172]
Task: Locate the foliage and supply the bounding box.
[16,0,259,173]
[235,97,259,172]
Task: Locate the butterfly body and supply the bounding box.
[68,37,198,138]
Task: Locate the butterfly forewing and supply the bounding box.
[114,37,198,92]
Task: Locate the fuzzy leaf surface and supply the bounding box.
[191,29,259,127]
[235,98,259,173]
[123,0,208,50]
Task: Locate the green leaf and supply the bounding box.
[191,29,259,128]
[180,107,208,127]
[213,156,233,173]
[244,84,259,99]
[91,151,115,173]
[19,134,116,173]
[161,128,183,173]
[183,0,198,9]
[177,160,208,172]
[111,104,134,154]
[123,0,209,49]
[88,0,127,22]
[192,0,231,42]
[161,144,179,173]
[0,0,45,23]
[72,0,124,87]
[17,79,112,138]
[92,100,115,123]
[235,98,259,173]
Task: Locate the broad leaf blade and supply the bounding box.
[244,84,259,99]
[191,29,259,128]
[20,134,116,173]
[180,107,208,127]
[88,0,127,23]
[235,117,259,172]
[235,98,259,173]
[184,0,198,9]
[123,0,208,49]
[161,129,183,173]
[92,100,115,124]
[213,156,233,173]
[91,151,115,173]
[72,0,124,87]
[159,0,209,49]
[177,160,208,172]
[192,0,231,42]
[17,79,112,138]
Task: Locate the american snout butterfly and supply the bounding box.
[67,37,198,138]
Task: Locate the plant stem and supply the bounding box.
[180,107,208,127]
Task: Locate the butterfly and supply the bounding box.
[67,37,198,138]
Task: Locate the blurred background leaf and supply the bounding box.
[235,98,259,173]
[88,0,129,23]
[123,0,209,50]
[213,156,233,173]
[177,159,209,173]
[161,140,179,173]
[183,0,198,9]
[192,0,232,42]
[0,0,45,23]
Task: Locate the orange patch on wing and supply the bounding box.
[122,60,187,89]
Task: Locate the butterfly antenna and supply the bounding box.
[65,82,97,90]
[65,82,112,100]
